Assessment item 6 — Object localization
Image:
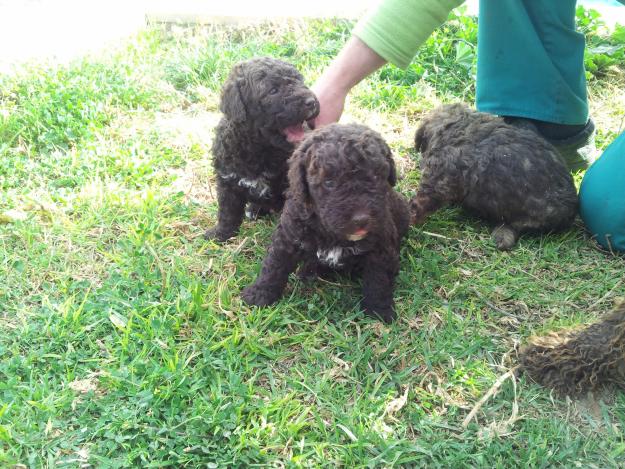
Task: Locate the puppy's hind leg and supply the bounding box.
[491,224,519,250]
[298,258,339,283]
[245,202,271,220]
[297,255,320,282]
[246,191,285,220]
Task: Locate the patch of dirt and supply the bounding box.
[168,159,216,206]
[152,106,221,151]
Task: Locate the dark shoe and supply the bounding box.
[504,117,597,172]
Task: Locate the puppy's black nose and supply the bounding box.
[305,97,318,109]
[351,212,370,228]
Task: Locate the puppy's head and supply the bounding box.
[288,123,397,241]
[220,57,319,144]
[414,103,472,154]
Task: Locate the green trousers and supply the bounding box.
[476,0,625,252]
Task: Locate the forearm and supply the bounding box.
[312,0,464,126]
[315,36,387,96]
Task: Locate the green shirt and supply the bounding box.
[353,0,463,69]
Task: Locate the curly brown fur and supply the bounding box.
[205,57,319,242]
[519,302,625,396]
[410,103,578,250]
[240,124,411,323]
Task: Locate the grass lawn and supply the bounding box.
[1,7,625,468]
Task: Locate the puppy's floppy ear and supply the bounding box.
[372,136,397,187]
[361,130,397,187]
[383,147,398,187]
[220,65,249,122]
[288,139,315,205]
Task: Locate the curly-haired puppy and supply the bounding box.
[240,124,411,323]
[519,302,625,396]
[410,103,578,250]
[205,57,319,242]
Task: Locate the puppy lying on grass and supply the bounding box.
[241,124,410,323]
[410,103,578,250]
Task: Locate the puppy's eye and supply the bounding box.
[323,179,336,189]
[268,87,279,95]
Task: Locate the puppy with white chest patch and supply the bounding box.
[241,124,411,323]
[205,57,319,242]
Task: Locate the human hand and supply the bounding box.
[310,78,348,128]
[309,36,387,129]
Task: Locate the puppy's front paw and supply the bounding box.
[362,301,397,324]
[410,211,426,225]
[409,199,428,225]
[241,284,281,307]
[204,226,235,243]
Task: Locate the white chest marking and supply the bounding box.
[220,172,272,197]
[238,177,271,196]
[316,246,362,267]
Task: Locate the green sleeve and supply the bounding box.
[353,0,465,69]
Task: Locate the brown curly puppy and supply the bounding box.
[519,302,625,396]
[410,103,578,250]
[205,57,319,242]
[240,124,411,323]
